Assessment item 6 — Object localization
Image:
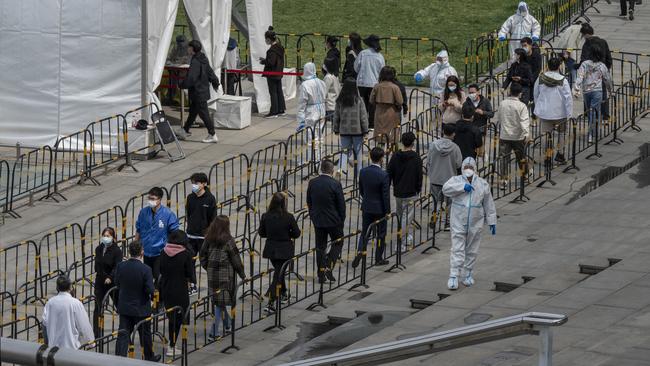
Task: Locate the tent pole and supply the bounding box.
[141,0,148,111]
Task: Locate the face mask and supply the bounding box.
[101,236,113,245]
[448,86,457,92]
[469,93,478,101]
[191,184,200,193]
[463,169,474,178]
[148,199,158,208]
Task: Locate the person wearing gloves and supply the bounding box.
[534,57,573,163]
[355,35,386,129]
[323,57,342,121]
[414,50,458,98]
[498,1,541,59]
[296,62,327,131]
[442,157,496,290]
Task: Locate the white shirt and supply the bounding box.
[42,292,94,349]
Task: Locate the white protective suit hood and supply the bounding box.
[437,50,450,68]
[462,156,477,172]
[303,62,317,80]
[517,2,529,16]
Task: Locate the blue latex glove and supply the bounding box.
[498,35,506,42]
[414,73,424,84]
[463,183,474,192]
[532,36,540,43]
[296,121,305,132]
[490,225,496,235]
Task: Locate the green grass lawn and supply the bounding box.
[174,0,553,81]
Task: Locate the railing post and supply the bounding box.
[538,326,553,366]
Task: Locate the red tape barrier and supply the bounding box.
[224,69,304,76]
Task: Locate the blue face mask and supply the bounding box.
[101,236,113,245]
[191,184,200,193]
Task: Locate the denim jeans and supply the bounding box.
[339,135,364,175]
[210,305,231,337]
[395,196,416,244]
[584,90,603,139]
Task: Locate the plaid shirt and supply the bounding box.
[333,97,369,135]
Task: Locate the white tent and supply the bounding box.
[0,0,271,147]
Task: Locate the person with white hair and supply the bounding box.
[443,157,497,290]
[414,50,458,98]
[498,1,541,59]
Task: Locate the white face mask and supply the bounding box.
[469,93,478,101]
[148,199,158,208]
[448,85,457,92]
[101,236,113,245]
[191,184,200,193]
[463,169,474,178]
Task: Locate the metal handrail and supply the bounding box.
[0,337,159,366]
[280,312,567,366]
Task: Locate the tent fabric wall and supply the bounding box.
[245,0,273,114]
[0,0,142,147]
[147,0,179,108]
[183,0,232,102]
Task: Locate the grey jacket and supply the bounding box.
[333,97,369,136]
[426,137,463,186]
[354,49,385,88]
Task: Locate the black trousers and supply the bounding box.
[314,226,344,272]
[620,0,635,14]
[357,212,387,262]
[220,70,237,95]
[269,258,289,301]
[187,238,202,280]
[358,87,375,129]
[166,306,186,347]
[183,98,215,135]
[115,314,154,360]
[267,78,286,115]
[93,282,117,338]
[143,255,161,288]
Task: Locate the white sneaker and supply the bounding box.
[462,271,475,287]
[202,134,219,143]
[166,345,181,357]
[447,276,459,290]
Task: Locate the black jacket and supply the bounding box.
[387,150,423,198]
[259,212,301,260]
[462,96,494,131]
[393,79,408,115]
[580,36,612,69]
[114,258,155,317]
[358,165,391,214]
[528,46,543,80]
[306,175,346,228]
[185,191,216,236]
[453,119,483,159]
[180,52,220,102]
[262,43,285,80]
[159,247,195,309]
[94,242,123,289]
[342,47,358,80]
[323,47,341,77]
[503,61,534,104]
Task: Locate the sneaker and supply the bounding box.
[317,272,326,284]
[277,111,287,116]
[184,129,192,137]
[443,223,451,232]
[280,293,290,305]
[500,180,508,190]
[202,134,219,143]
[375,259,389,266]
[588,135,593,144]
[447,276,459,290]
[554,152,566,164]
[166,345,182,357]
[407,234,414,246]
[263,304,276,314]
[150,354,162,363]
[207,333,221,341]
[629,10,634,20]
[325,270,336,282]
[351,254,363,269]
[264,113,278,118]
[188,284,198,297]
[462,271,475,287]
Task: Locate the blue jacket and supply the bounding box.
[359,165,391,215]
[136,205,179,257]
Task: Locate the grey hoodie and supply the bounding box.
[426,138,463,186]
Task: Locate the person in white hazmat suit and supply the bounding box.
[414,50,458,98]
[442,157,497,290]
[498,2,541,59]
[296,62,327,163]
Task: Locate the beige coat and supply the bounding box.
[370,81,404,141]
[440,91,465,125]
